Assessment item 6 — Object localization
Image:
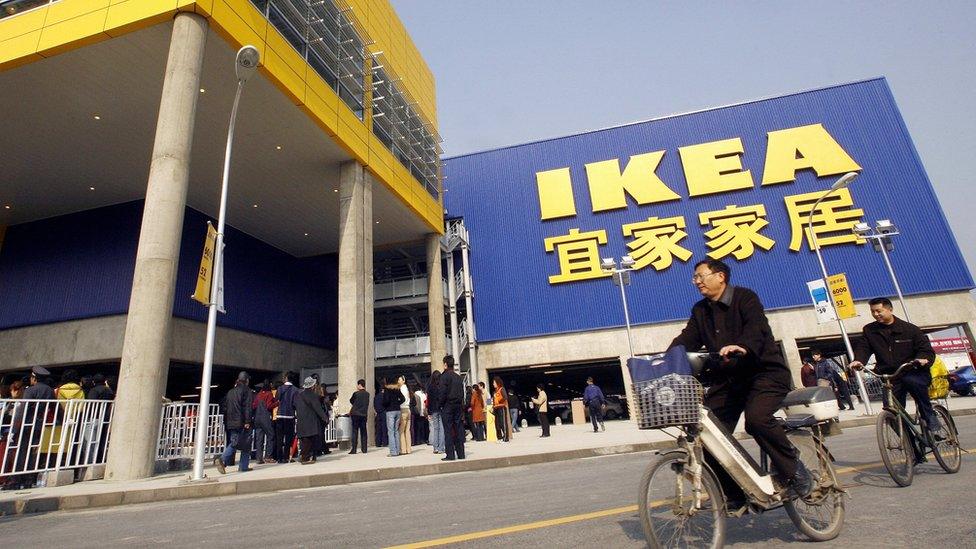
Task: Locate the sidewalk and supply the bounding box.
[3,395,975,516]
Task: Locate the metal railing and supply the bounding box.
[374,275,429,301]
[454,268,465,300]
[1,399,114,478]
[156,403,224,461]
[156,402,338,462]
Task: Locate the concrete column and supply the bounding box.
[337,162,373,416]
[619,355,638,424]
[105,12,208,481]
[427,234,446,370]
[780,337,803,389]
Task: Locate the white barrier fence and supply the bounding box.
[156,403,224,461]
[156,402,339,462]
[0,399,114,478]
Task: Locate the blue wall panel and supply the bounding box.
[444,78,972,342]
[0,201,338,349]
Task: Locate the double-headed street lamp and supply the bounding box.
[601,255,637,358]
[807,172,873,414]
[853,220,910,322]
[191,45,260,482]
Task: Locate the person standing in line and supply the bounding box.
[87,374,114,400]
[252,381,278,464]
[492,377,512,443]
[426,370,445,454]
[373,379,389,448]
[397,375,412,454]
[215,371,254,474]
[583,377,606,432]
[56,370,85,400]
[437,356,466,460]
[800,357,817,388]
[469,383,486,441]
[412,383,429,445]
[274,371,299,464]
[11,367,54,489]
[382,379,404,457]
[295,377,328,465]
[532,384,550,437]
[811,349,853,410]
[348,379,370,454]
[507,387,521,432]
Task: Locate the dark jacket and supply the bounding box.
[583,384,605,407]
[426,377,442,414]
[295,388,328,438]
[670,286,786,373]
[437,370,464,408]
[381,386,404,412]
[349,389,370,417]
[853,317,935,376]
[224,383,254,430]
[252,390,276,434]
[87,385,115,400]
[22,381,55,400]
[276,383,299,418]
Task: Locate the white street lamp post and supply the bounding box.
[807,172,873,415]
[853,220,910,322]
[602,256,637,358]
[191,46,260,482]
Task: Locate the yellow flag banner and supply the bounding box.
[191,222,217,305]
[827,273,856,320]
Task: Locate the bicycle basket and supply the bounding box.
[929,375,949,400]
[632,374,703,430]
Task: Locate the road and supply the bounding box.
[2,416,976,548]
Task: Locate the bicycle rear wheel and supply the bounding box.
[876,410,913,487]
[929,405,961,474]
[638,452,725,549]
[783,432,845,541]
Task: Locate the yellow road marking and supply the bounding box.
[389,446,976,549]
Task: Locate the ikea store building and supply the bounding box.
[443,78,976,412]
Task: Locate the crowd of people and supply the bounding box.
[0,366,116,490]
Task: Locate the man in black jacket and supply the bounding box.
[87,374,115,400]
[437,356,465,461]
[215,372,254,474]
[295,377,329,464]
[850,297,940,438]
[670,259,811,499]
[348,379,370,454]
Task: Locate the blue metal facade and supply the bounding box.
[0,201,338,348]
[444,78,972,343]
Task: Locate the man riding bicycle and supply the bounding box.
[849,297,940,455]
[669,259,813,503]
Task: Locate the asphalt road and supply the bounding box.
[2,416,976,548]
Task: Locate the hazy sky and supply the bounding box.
[391,1,976,277]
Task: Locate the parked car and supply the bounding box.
[949,365,976,396]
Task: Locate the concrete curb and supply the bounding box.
[3,407,974,516]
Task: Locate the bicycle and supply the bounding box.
[632,352,845,548]
[870,361,961,487]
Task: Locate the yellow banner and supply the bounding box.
[827,273,856,319]
[191,222,217,305]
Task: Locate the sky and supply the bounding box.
[391,1,976,278]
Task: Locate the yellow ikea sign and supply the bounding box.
[536,123,866,285]
[536,123,861,220]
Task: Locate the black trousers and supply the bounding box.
[299,435,316,462]
[374,413,388,446]
[274,418,295,463]
[833,374,854,409]
[350,415,368,452]
[441,404,465,459]
[493,408,509,441]
[892,370,940,429]
[704,367,798,491]
[538,411,550,436]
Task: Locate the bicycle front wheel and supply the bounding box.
[929,405,961,474]
[783,432,845,541]
[638,452,725,549]
[876,410,914,486]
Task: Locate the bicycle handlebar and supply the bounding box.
[872,360,922,381]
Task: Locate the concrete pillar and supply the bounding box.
[337,162,373,417]
[105,12,207,481]
[427,234,446,370]
[619,355,638,424]
[781,337,803,389]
